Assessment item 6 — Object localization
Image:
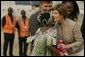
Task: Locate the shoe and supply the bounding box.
[9,54,14,56]
[24,54,27,56]
[3,54,7,56]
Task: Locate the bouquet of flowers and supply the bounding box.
[56,39,68,56]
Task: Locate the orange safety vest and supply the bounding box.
[18,18,29,37]
[3,15,16,34]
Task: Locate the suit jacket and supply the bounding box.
[29,10,41,36]
[57,19,84,54]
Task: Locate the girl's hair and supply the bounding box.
[62,1,80,20]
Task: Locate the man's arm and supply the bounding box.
[29,13,40,36]
[16,21,19,29]
[2,16,6,28]
[68,24,84,53]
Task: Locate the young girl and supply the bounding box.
[26,12,57,56]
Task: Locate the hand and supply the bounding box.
[26,37,32,43]
[26,36,36,43]
[60,44,70,49]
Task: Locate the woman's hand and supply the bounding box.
[60,44,71,49]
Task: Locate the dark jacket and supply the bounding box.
[81,17,84,39]
[29,10,42,36]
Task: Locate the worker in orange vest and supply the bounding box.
[16,10,30,56]
[2,7,16,56]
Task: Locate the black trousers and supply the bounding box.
[3,33,14,56]
[18,37,28,56]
